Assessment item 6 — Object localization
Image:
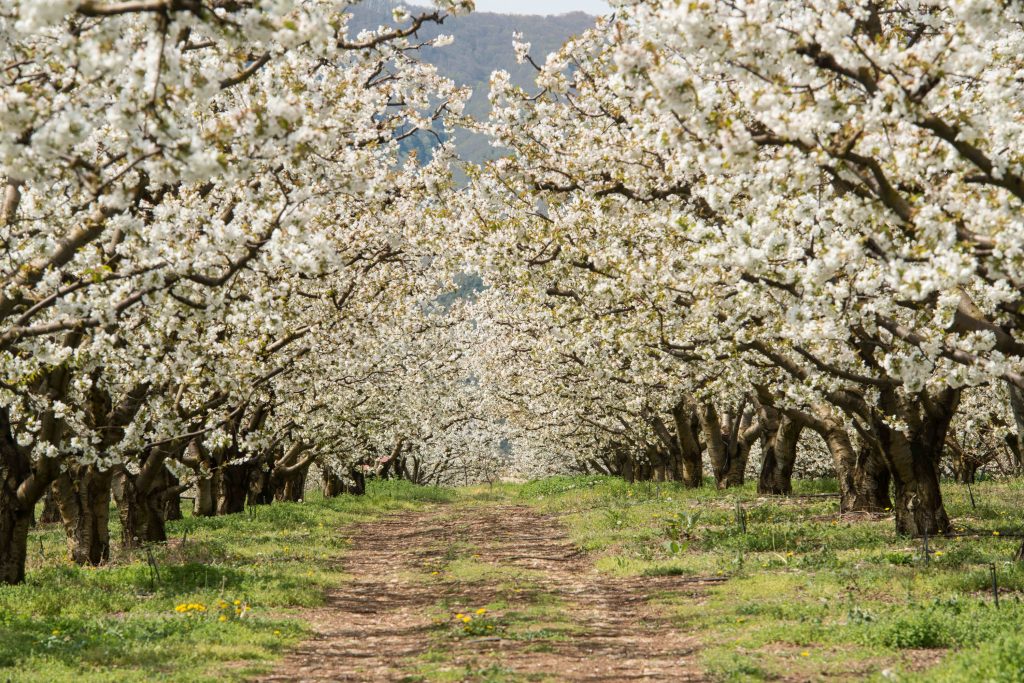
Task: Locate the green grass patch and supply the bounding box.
[2,480,449,682]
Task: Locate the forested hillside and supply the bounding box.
[349,0,598,162]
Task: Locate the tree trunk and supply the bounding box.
[38,486,61,524]
[698,403,730,487]
[947,435,980,484]
[274,465,308,503]
[194,475,217,517]
[672,399,703,488]
[113,472,167,549]
[758,413,801,495]
[54,465,114,566]
[0,492,31,585]
[217,462,250,515]
[247,460,275,506]
[0,423,32,583]
[162,472,183,521]
[1008,383,1024,475]
[873,389,959,536]
[723,442,750,487]
[322,468,346,497]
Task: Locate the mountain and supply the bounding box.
[348,1,599,163]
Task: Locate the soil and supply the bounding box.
[257,504,717,682]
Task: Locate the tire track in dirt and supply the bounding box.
[259,503,717,682]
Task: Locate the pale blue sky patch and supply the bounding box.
[474,0,611,15]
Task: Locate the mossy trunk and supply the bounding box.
[54,465,113,566]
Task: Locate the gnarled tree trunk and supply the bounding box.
[217,461,251,515]
[699,401,759,489]
[874,388,960,536]
[0,411,34,584]
[757,410,802,495]
[54,465,114,566]
[673,399,704,488]
[38,486,61,524]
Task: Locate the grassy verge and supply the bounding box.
[487,475,1024,682]
[1,480,451,683]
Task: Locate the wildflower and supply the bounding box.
[786,552,794,557]
[274,630,282,636]
[475,608,487,615]
[800,651,810,657]
[51,629,61,636]
[431,571,440,575]
[455,613,464,619]
[934,551,944,557]
[993,531,1000,536]
[219,615,228,622]
[233,600,241,606]
[461,616,472,623]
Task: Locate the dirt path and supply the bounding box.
[259,504,717,682]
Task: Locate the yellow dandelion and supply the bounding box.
[52,629,61,636]
[800,651,810,657]
[219,615,228,622]
[993,530,1000,536]
[233,600,241,606]
[455,613,464,619]
[475,608,487,615]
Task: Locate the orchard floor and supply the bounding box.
[259,503,714,682]
[4,477,1024,682]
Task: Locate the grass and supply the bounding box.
[486,475,1024,682]
[6,475,1024,682]
[1,480,452,682]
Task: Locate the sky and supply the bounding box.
[474,0,611,15]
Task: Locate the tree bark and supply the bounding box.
[1006,382,1024,475]
[873,388,959,536]
[758,411,802,495]
[38,486,61,524]
[274,464,309,502]
[0,410,33,584]
[672,399,704,487]
[162,472,183,521]
[217,461,250,515]
[54,465,114,566]
[699,402,757,488]
[114,470,167,548]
